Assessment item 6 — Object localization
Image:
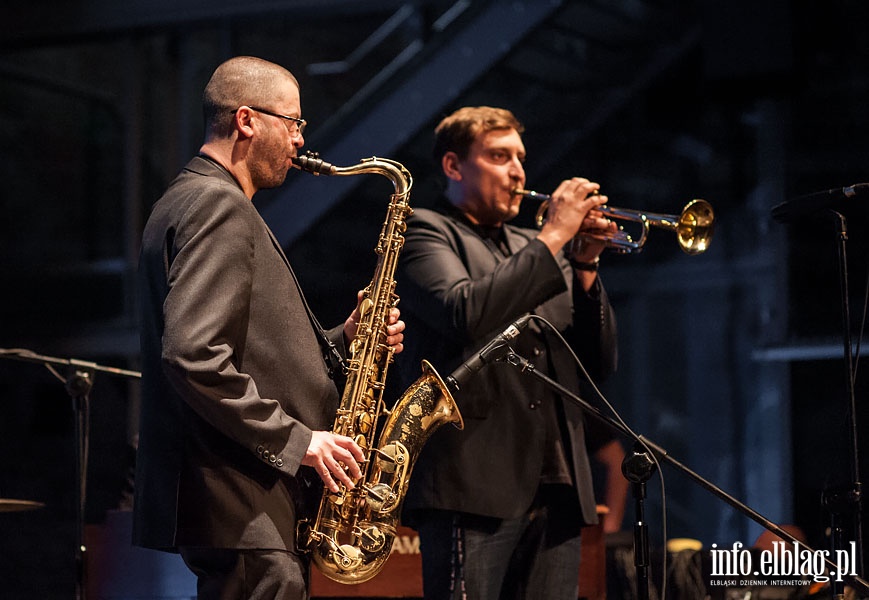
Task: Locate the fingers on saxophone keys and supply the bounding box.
[319,462,342,493]
[326,458,360,491]
[329,463,356,492]
[384,321,405,354]
[386,322,405,341]
[386,335,404,354]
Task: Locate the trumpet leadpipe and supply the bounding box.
[513,188,602,200]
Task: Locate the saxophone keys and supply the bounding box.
[333,544,364,571]
[374,441,408,473]
[357,524,387,552]
[364,482,398,513]
[355,412,374,436]
[359,297,374,317]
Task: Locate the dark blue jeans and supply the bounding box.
[414,485,584,600]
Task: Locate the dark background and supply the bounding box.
[1,0,868,597]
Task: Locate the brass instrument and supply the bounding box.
[515,188,714,255]
[292,152,464,584]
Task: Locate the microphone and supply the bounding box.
[771,183,869,223]
[446,314,533,392]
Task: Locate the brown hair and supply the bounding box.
[433,106,524,162]
[202,56,299,138]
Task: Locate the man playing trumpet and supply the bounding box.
[394,106,619,599]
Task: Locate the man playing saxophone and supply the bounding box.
[134,56,405,600]
[395,106,619,599]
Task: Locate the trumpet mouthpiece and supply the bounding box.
[513,188,551,200]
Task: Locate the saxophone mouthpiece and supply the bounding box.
[292,151,336,175]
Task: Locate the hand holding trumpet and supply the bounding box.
[520,177,617,268]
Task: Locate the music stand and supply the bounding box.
[0,348,140,600]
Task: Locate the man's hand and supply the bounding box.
[570,210,619,263]
[383,308,405,354]
[303,431,365,493]
[536,177,608,256]
[343,290,406,354]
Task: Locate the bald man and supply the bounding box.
[134,56,404,599]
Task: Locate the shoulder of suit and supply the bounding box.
[407,206,447,223]
[406,206,461,232]
[167,157,244,200]
[156,161,256,227]
[176,156,243,194]
[408,207,538,244]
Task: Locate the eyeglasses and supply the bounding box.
[234,106,307,136]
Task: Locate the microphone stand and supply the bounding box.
[824,209,864,598]
[773,191,867,592]
[0,348,141,600]
[501,350,869,599]
[621,442,657,599]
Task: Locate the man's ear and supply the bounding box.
[442,151,462,181]
[232,107,255,140]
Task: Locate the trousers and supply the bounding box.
[179,546,308,600]
[413,485,584,600]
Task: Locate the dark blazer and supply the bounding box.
[133,156,342,551]
[395,204,617,526]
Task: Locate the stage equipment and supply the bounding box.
[771,182,868,222]
[515,188,714,255]
[772,184,868,596]
[0,348,141,600]
[462,318,869,599]
[291,152,463,584]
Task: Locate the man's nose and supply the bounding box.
[508,157,525,178]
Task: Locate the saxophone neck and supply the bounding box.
[293,152,412,196]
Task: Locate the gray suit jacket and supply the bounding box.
[396,204,617,526]
[133,156,342,551]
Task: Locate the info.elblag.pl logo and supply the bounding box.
[709,540,858,585]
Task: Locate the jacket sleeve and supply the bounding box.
[159,183,312,475]
[565,275,618,381]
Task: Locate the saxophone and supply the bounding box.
[292,152,464,584]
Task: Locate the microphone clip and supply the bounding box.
[504,351,535,373]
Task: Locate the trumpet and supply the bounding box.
[513,188,714,255]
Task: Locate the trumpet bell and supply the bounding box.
[676,199,714,255]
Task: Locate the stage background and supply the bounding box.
[1,1,867,597]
